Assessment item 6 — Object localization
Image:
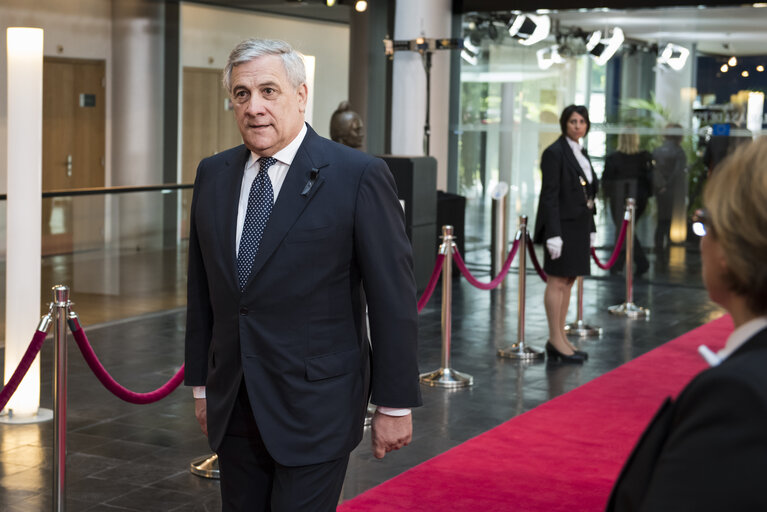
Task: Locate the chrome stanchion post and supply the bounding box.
[190,453,220,479]
[564,276,602,337]
[52,285,71,512]
[497,216,544,360]
[420,225,473,388]
[490,182,509,286]
[608,198,650,318]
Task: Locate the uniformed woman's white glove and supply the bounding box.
[590,232,597,248]
[546,236,563,260]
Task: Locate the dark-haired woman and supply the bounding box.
[533,105,598,364]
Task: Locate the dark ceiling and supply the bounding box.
[186,0,352,24]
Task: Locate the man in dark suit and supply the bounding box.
[185,39,422,511]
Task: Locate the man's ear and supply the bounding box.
[297,83,308,113]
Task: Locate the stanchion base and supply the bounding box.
[565,320,603,337]
[608,302,650,319]
[190,453,220,479]
[497,343,545,360]
[363,403,376,428]
[419,367,474,388]
[0,407,53,424]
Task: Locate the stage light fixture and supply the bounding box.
[742,70,750,77]
[585,30,602,52]
[757,65,765,72]
[536,46,565,70]
[721,64,729,72]
[657,43,690,71]
[508,14,551,46]
[728,56,737,67]
[326,0,336,6]
[461,49,478,66]
[355,0,367,12]
[590,27,623,66]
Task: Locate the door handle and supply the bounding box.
[66,154,72,177]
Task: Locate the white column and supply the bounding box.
[3,27,45,420]
[391,0,451,189]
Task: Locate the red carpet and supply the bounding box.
[340,314,733,512]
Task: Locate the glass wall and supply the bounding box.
[456,4,767,274]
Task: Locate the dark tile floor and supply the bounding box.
[0,237,723,511]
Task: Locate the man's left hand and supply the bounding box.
[371,411,412,459]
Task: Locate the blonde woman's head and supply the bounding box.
[703,136,767,314]
[617,130,640,154]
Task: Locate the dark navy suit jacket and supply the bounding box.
[184,124,422,466]
[606,326,767,511]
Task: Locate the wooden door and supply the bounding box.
[181,68,242,235]
[42,58,106,254]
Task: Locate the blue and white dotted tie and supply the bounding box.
[237,157,276,290]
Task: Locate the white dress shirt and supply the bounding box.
[566,136,593,183]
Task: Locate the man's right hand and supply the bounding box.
[195,398,208,437]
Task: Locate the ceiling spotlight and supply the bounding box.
[728,56,737,67]
[326,0,336,5]
[758,65,765,72]
[742,70,750,77]
[461,49,478,66]
[657,43,690,71]
[585,30,602,52]
[536,46,565,70]
[355,0,367,12]
[590,27,623,66]
[508,14,551,46]
[463,35,480,55]
[721,64,729,72]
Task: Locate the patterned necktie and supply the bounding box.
[237,157,276,290]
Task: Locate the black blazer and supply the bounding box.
[533,135,598,243]
[184,124,422,466]
[606,326,767,512]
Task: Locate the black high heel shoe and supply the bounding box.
[545,341,586,364]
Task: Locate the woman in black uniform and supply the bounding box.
[533,105,598,364]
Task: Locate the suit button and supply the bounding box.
[239,307,248,315]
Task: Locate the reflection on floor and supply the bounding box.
[0,235,723,510]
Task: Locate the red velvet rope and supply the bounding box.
[452,238,521,290]
[69,324,184,404]
[417,254,445,312]
[591,218,629,270]
[0,330,48,412]
[526,232,548,283]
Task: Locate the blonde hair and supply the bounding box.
[704,136,767,314]
[617,131,640,154]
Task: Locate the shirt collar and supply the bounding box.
[565,136,583,153]
[717,316,767,362]
[246,123,308,171]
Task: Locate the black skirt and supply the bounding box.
[542,216,591,277]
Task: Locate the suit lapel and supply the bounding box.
[215,145,250,289]
[243,127,328,288]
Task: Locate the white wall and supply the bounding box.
[391,0,452,190]
[0,0,113,194]
[180,3,349,140]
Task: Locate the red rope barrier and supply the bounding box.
[417,254,445,312]
[452,238,521,290]
[591,218,629,270]
[526,232,548,283]
[0,330,48,412]
[69,321,184,404]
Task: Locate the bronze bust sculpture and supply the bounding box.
[330,101,364,149]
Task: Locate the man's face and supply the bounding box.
[230,55,307,157]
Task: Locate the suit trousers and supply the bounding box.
[216,380,350,512]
